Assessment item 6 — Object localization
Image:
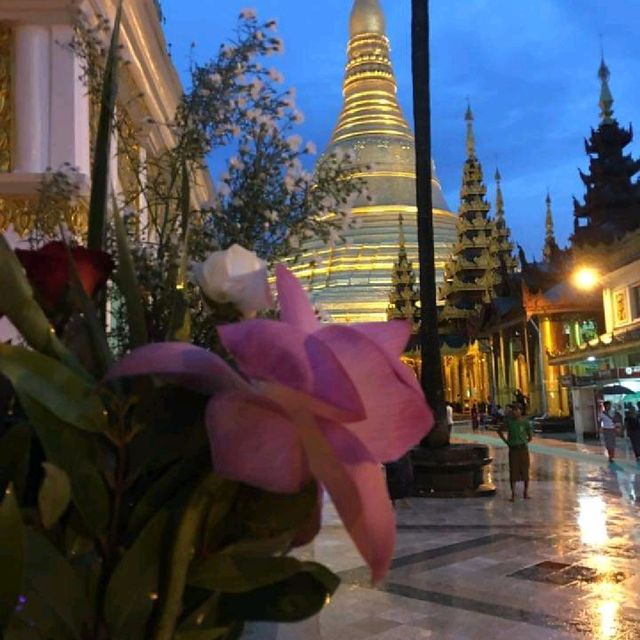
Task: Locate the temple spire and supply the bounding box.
[598,54,614,124]
[465,101,475,157]
[543,191,559,262]
[387,214,420,336]
[494,167,505,224]
[350,0,386,36]
[490,167,517,276]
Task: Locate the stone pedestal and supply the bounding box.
[411,444,495,498]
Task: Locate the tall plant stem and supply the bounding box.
[153,477,212,640]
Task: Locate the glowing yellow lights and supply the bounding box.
[598,601,620,639]
[578,496,608,546]
[573,266,600,291]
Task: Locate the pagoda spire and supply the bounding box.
[543,191,560,262]
[491,167,517,274]
[465,101,476,157]
[494,167,505,225]
[331,0,412,145]
[387,215,420,337]
[350,0,385,36]
[572,57,640,245]
[439,107,499,349]
[598,54,614,124]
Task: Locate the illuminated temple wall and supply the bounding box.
[291,0,457,323]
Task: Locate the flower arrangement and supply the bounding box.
[0,5,433,639]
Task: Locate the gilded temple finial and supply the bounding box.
[465,100,475,157]
[350,0,386,37]
[398,213,406,247]
[598,49,614,123]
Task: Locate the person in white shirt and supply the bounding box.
[446,402,454,435]
[598,400,617,463]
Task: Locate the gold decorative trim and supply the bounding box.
[0,23,12,172]
[0,196,87,236]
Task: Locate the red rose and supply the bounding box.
[15,241,114,312]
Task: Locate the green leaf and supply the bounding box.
[189,555,309,594]
[38,463,71,529]
[21,397,110,537]
[87,0,123,251]
[219,562,339,623]
[105,510,169,640]
[0,344,107,433]
[17,530,90,639]
[236,481,318,540]
[0,485,26,628]
[0,424,32,502]
[0,235,74,364]
[112,193,148,348]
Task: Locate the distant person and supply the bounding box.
[625,406,640,463]
[471,403,479,431]
[498,403,533,501]
[598,401,617,463]
[446,402,454,435]
[478,399,487,430]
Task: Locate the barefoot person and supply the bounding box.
[498,403,532,501]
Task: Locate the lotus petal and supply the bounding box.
[206,390,309,493]
[106,342,248,395]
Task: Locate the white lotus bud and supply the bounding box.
[194,245,273,317]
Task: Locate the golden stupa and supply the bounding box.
[292,0,457,323]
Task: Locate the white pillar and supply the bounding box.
[50,25,90,176]
[13,25,51,173]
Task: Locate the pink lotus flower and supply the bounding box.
[107,266,433,583]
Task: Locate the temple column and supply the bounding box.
[540,317,564,415]
[498,330,507,404]
[14,25,51,172]
[50,25,90,176]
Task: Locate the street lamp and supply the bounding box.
[572,266,600,291]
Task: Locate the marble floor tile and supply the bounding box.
[271,424,640,639]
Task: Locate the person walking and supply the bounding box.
[598,400,617,463]
[625,405,640,463]
[497,403,532,501]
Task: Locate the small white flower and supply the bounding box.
[304,141,317,155]
[268,68,284,84]
[287,134,302,151]
[292,110,305,124]
[266,19,278,31]
[194,245,273,317]
[240,8,257,20]
[208,73,222,85]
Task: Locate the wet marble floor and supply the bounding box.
[265,425,640,640]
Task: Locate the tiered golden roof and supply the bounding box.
[292,0,457,323]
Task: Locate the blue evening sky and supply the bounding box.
[160,0,640,259]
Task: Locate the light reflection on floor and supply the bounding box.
[262,427,640,640]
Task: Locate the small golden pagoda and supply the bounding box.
[291,0,457,323]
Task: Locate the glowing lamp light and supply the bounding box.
[587,356,597,362]
[572,266,600,291]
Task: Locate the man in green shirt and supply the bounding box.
[497,404,533,501]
